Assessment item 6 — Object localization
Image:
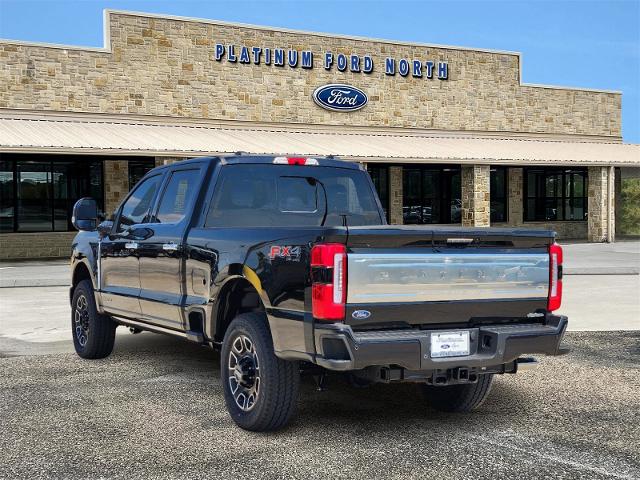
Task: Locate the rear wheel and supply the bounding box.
[422,374,494,412]
[221,312,299,431]
[71,279,116,359]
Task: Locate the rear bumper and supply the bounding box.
[314,315,568,372]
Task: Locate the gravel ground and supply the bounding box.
[1,331,639,480]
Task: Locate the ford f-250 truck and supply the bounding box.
[70,154,568,431]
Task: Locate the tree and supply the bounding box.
[620,178,640,236]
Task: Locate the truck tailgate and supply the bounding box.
[341,226,554,328]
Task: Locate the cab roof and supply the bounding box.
[150,154,362,173]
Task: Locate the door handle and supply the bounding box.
[125,242,139,250]
[162,243,179,251]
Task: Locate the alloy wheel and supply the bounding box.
[227,334,260,411]
[74,294,90,347]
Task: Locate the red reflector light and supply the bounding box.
[548,242,563,312]
[311,243,346,321]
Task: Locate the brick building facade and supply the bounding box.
[0,10,638,259]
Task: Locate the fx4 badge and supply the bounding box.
[269,245,302,261]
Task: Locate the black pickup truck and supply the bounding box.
[70,154,568,431]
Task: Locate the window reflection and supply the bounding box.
[402,166,461,224]
[17,163,52,232]
[524,168,588,221]
[0,161,14,233]
[490,167,508,223]
[366,165,389,221]
[1,155,108,232]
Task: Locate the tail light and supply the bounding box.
[311,243,346,321]
[548,242,563,312]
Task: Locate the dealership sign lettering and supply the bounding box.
[214,44,448,80]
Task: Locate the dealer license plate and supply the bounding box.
[430,331,470,358]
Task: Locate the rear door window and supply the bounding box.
[155,169,200,224]
[205,164,382,227]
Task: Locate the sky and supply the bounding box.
[0,0,638,142]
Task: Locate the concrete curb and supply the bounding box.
[0,280,69,288]
[563,267,640,275]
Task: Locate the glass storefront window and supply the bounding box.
[402,166,460,224]
[17,162,52,232]
[129,159,156,189]
[0,155,106,233]
[0,161,14,233]
[490,167,508,223]
[524,168,588,221]
[367,165,389,221]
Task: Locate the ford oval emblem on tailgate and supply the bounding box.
[313,84,368,112]
[352,310,371,320]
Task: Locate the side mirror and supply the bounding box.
[72,197,98,231]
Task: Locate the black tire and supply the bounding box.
[221,312,299,431]
[71,279,116,359]
[422,374,494,412]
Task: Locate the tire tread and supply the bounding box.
[221,312,299,431]
[72,279,116,359]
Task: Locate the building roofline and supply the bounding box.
[0,9,623,95]
[0,108,626,144]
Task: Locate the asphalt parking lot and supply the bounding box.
[0,241,638,479]
[0,331,639,479]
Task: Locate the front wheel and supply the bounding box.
[71,279,116,359]
[422,374,494,412]
[221,312,299,431]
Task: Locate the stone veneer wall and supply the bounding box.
[0,232,76,260]
[388,166,403,225]
[104,160,130,216]
[587,166,614,242]
[0,12,621,137]
[461,165,490,227]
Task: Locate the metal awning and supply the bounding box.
[1,111,638,166]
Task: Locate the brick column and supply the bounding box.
[461,165,490,227]
[588,166,615,242]
[614,167,622,239]
[507,167,524,226]
[388,166,403,225]
[104,160,129,216]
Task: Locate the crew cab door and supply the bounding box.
[137,165,205,330]
[100,173,164,318]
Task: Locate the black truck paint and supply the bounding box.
[70,155,568,431]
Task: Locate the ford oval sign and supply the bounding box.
[351,310,371,320]
[313,84,368,112]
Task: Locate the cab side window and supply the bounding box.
[117,175,161,232]
[156,169,200,224]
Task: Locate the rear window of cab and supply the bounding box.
[205,164,383,227]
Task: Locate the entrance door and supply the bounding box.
[100,173,164,318]
[402,166,461,224]
[138,165,204,330]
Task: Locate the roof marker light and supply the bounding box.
[273,157,319,166]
